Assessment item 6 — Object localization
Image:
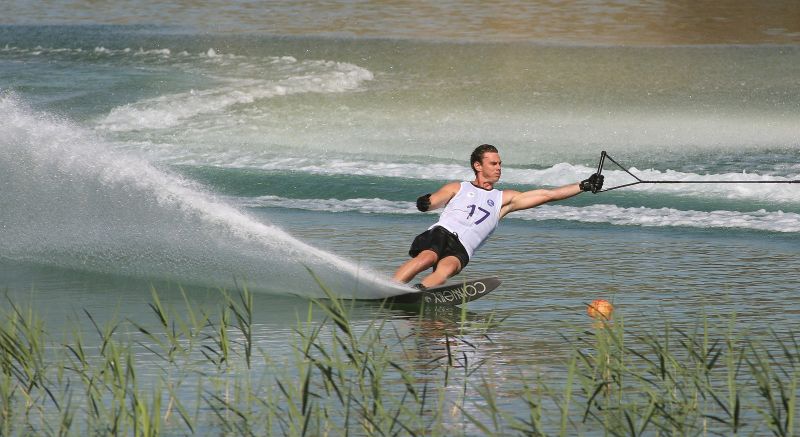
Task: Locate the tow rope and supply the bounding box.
[593,151,800,193]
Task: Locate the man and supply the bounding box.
[393,144,603,288]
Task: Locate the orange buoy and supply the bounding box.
[587,299,614,320]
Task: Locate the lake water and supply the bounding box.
[2,1,799,433]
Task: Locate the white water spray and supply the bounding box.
[0,94,406,298]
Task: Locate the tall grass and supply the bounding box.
[0,287,797,436]
[570,316,798,436]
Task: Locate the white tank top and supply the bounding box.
[431,181,503,259]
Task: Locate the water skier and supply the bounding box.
[393,144,603,288]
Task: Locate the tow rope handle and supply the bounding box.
[590,151,606,193]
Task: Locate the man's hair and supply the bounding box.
[470,144,498,175]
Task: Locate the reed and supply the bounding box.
[0,287,797,435]
[568,314,799,437]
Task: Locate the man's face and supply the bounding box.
[475,152,502,183]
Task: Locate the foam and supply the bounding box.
[523,204,800,233]
[3,45,172,58]
[3,44,374,133]
[236,195,800,233]
[155,152,800,204]
[96,57,373,132]
[238,195,420,215]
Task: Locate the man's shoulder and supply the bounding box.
[433,181,463,199]
[500,189,521,204]
[444,181,465,191]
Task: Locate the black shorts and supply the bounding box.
[408,226,469,270]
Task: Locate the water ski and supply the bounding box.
[385,277,500,306]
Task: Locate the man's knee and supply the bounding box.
[414,250,439,267]
[437,256,462,276]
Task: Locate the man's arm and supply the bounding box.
[500,183,582,218]
[416,182,461,212]
[499,174,603,218]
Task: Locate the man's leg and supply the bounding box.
[393,250,439,283]
[419,256,462,288]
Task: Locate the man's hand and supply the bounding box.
[416,193,432,211]
[579,174,604,193]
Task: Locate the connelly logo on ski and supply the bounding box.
[423,280,489,303]
[379,277,501,306]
